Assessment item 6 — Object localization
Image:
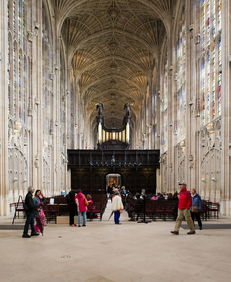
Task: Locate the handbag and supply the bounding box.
[191,205,198,213]
[84,198,89,206]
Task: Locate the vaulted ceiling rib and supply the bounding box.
[53,0,175,127]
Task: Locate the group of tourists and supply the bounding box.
[22,182,203,238]
[22,187,46,238]
[66,189,95,227]
[171,183,202,235]
[108,182,203,232]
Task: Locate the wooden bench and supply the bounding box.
[127,199,178,222]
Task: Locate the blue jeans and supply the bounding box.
[78,211,86,226]
[114,210,120,224]
[23,211,36,235]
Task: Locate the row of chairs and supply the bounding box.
[126,199,220,222]
[126,199,178,221]
[11,195,220,224]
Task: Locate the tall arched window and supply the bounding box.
[23,56,28,124]
[199,0,222,125]
[18,50,23,120]
[13,41,18,119]
[8,34,13,116]
[7,0,31,202]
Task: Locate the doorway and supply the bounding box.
[106,173,121,190]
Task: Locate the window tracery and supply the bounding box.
[199,0,222,126]
[7,0,30,201]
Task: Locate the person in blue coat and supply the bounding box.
[191,189,202,230]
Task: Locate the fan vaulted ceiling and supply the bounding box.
[53,0,174,127]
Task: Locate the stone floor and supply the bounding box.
[0,203,231,282]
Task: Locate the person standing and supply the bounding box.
[22,187,39,238]
[66,190,77,226]
[191,189,203,230]
[75,189,88,227]
[86,194,95,221]
[171,183,196,235]
[111,191,124,224]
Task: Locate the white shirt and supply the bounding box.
[111,195,124,211]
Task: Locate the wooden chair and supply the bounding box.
[208,202,220,219]
[11,195,25,224]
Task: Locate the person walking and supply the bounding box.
[111,191,124,224]
[171,183,196,235]
[75,189,88,227]
[191,188,203,230]
[22,187,39,238]
[33,190,46,235]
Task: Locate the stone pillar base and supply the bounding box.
[220,200,231,216]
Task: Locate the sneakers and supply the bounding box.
[187,231,196,235]
[82,225,86,227]
[170,231,179,235]
[22,233,31,238]
[70,224,77,227]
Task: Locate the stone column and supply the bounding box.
[220,0,231,215]
[185,0,194,188]
[192,0,201,196]
[31,1,43,190]
[0,0,9,215]
[53,36,62,195]
[167,35,174,193]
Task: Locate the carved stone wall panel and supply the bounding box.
[160,152,168,192]
[199,120,222,202]
[175,142,186,185]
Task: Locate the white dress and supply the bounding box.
[111,195,124,211]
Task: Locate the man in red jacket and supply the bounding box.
[171,183,196,235]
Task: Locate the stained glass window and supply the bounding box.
[13,41,17,119]
[19,51,24,121]
[199,0,222,126]
[8,0,28,122]
[23,56,27,124]
[176,19,186,143]
[8,35,13,116]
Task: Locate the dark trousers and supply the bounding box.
[23,211,35,235]
[69,207,76,225]
[114,210,120,224]
[191,212,202,229]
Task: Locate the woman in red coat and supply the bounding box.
[75,189,88,227]
[171,183,196,235]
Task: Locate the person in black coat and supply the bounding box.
[22,187,39,238]
[66,190,77,226]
